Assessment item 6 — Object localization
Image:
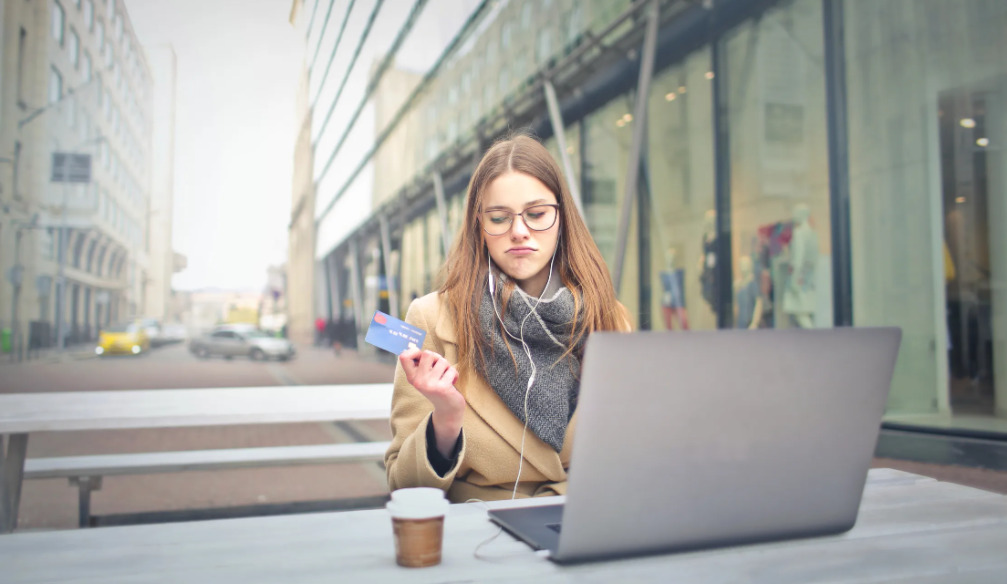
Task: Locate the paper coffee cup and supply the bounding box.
[388,488,449,568]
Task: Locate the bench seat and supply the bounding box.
[23,441,390,527]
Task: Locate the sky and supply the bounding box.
[125,0,304,292]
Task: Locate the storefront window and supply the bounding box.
[846,0,1007,424]
[425,208,443,291]
[543,122,581,203]
[448,190,464,241]
[400,221,425,304]
[582,96,639,326]
[724,0,832,331]
[647,48,716,331]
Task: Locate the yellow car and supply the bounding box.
[95,322,150,356]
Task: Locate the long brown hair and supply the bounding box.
[439,133,629,379]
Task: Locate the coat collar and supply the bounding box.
[433,296,457,345]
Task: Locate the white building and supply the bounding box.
[0,0,170,355]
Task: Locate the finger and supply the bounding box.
[423,350,450,373]
[418,350,439,371]
[431,358,450,381]
[446,366,459,386]
[399,347,422,367]
[424,349,447,363]
[398,352,417,374]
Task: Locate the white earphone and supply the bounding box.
[486,241,558,499]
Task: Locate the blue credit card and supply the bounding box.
[364,310,427,355]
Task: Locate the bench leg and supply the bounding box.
[1,433,29,534]
[68,476,103,528]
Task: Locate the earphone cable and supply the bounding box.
[486,246,557,500]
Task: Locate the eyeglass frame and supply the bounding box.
[479,203,560,236]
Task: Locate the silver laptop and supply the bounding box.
[488,327,901,564]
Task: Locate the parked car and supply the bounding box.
[95,321,150,356]
[137,318,164,347]
[159,323,189,344]
[189,327,295,361]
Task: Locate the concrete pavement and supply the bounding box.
[0,342,98,366]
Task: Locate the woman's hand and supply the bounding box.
[399,347,465,458]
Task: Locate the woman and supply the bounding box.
[385,134,630,503]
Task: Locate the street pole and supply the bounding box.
[8,229,23,362]
[56,172,69,351]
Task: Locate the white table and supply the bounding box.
[0,384,394,533]
[2,469,1006,583]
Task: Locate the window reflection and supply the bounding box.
[846,0,1007,424]
[647,49,716,330]
[725,0,832,330]
[582,96,639,325]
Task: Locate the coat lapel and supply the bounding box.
[431,299,567,479]
[462,370,567,478]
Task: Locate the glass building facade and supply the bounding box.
[304,0,1007,435]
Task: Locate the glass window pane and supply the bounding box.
[84,0,93,29]
[724,0,832,331]
[69,29,79,66]
[536,27,552,64]
[425,210,441,291]
[543,122,581,204]
[52,2,65,44]
[49,67,62,103]
[648,48,716,330]
[583,96,639,327]
[845,0,1007,423]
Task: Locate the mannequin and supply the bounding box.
[782,204,818,328]
[735,256,761,329]
[660,246,690,330]
[698,209,717,314]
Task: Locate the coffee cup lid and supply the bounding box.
[391,487,446,505]
[386,499,448,520]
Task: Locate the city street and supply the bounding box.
[0,340,396,393]
[1,341,397,531]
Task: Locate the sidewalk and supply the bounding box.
[1,342,98,366]
[0,339,395,370]
[269,342,398,386]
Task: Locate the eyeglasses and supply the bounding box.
[480,204,559,236]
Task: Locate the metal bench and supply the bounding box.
[24,441,391,527]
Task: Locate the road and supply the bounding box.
[0,340,397,392]
[1,341,398,531]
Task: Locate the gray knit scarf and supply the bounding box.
[477,274,584,452]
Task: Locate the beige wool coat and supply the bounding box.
[385,291,584,503]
